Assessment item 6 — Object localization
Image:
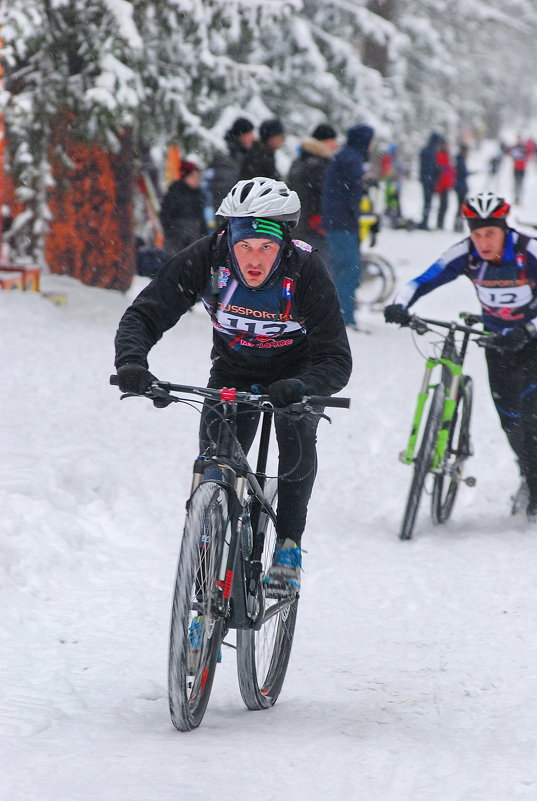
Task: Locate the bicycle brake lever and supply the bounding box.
[476,335,501,350]
[411,320,428,335]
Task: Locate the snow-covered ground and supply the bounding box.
[3,149,537,800]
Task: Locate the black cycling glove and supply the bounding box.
[116,363,155,394]
[267,378,307,407]
[384,303,411,326]
[492,326,533,352]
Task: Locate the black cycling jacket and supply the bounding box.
[114,231,352,395]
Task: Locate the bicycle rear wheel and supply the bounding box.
[236,478,298,710]
[400,384,444,540]
[431,376,473,525]
[168,481,228,731]
[357,252,396,308]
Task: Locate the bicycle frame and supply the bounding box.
[190,399,291,632]
[402,323,475,471]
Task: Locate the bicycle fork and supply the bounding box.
[402,356,462,471]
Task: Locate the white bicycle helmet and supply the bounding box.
[216,177,301,227]
[461,191,510,220]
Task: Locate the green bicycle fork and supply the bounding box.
[402,356,461,470]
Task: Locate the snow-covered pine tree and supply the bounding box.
[0,0,301,277]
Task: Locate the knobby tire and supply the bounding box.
[168,481,228,731]
[431,376,473,525]
[236,478,298,710]
[400,384,444,540]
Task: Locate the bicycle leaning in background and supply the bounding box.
[394,313,494,540]
[355,193,397,310]
[111,375,349,730]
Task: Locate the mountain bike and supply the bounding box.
[111,376,349,730]
[396,313,493,540]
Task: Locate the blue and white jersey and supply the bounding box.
[394,230,537,332]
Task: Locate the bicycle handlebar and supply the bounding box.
[406,313,498,348]
[110,375,351,409]
[408,314,483,336]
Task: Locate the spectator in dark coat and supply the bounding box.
[160,161,208,256]
[454,144,470,231]
[287,123,339,264]
[418,132,442,230]
[205,117,255,214]
[239,118,285,181]
[321,123,374,329]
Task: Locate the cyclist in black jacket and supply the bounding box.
[385,191,537,523]
[115,177,352,596]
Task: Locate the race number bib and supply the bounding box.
[476,283,532,308]
[215,309,302,339]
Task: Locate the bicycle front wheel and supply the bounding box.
[400,384,444,540]
[236,478,298,710]
[431,376,473,525]
[357,252,396,308]
[168,481,228,731]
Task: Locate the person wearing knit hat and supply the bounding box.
[259,118,285,144]
[159,160,207,256]
[240,118,286,181]
[227,117,254,140]
[287,123,339,265]
[179,160,200,180]
[205,117,256,215]
[312,123,337,142]
[384,189,537,524]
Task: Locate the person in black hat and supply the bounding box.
[160,160,208,256]
[288,123,339,263]
[239,117,285,181]
[205,117,255,216]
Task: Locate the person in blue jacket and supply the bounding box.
[321,123,375,329]
[384,191,537,523]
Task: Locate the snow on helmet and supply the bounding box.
[461,192,511,221]
[216,177,301,227]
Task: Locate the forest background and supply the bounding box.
[1,0,537,285]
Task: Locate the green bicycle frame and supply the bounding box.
[402,356,462,471]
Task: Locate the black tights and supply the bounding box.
[486,341,537,502]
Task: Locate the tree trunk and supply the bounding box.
[363,0,395,77]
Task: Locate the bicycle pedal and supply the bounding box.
[464,476,476,487]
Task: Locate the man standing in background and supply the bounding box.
[205,117,255,213]
[240,118,285,181]
[321,123,374,330]
[288,122,339,265]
